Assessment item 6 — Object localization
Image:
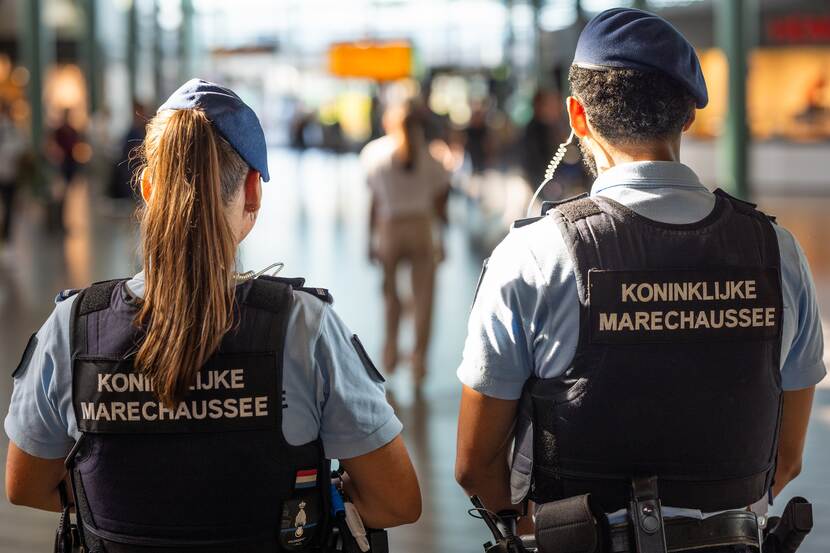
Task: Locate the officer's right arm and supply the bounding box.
[4,298,76,510]
[313,305,420,528]
[455,231,541,512]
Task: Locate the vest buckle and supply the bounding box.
[629,476,667,553]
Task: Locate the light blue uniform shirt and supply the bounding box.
[6,272,402,460]
[458,161,826,398]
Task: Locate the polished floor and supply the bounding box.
[1,149,829,552]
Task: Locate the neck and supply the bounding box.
[594,138,681,174]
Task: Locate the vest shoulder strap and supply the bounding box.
[713,188,778,223]
[541,192,589,216]
[77,279,125,316]
[257,275,334,304]
[243,277,294,313]
[553,195,603,223]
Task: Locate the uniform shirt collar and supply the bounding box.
[125,271,146,299]
[591,161,705,195]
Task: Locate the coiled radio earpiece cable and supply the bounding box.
[233,262,285,284]
[526,130,575,217]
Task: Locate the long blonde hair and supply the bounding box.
[134,108,249,406]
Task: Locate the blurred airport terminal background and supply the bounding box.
[1,0,830,551]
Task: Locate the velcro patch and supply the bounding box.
[351,335,384,383]
[588,267,781,344]
[72,353,279,433]
[13,333,38,378]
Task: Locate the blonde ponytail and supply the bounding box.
[134,109,249,406]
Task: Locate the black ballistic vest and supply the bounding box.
[511,190,784,513]
[68,277,328,553]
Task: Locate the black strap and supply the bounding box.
[555,197,603,223]
[244,278,292,314]
[77,279,123,316]
[12,333,38,378]
[55,481,82,553]
[629,477,667,553]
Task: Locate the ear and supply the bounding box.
[567,96,591,139]
[682,109,696,132]
[140,169,152,203]
[243,169,262,213]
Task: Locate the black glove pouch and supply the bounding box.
[535,494,609,553]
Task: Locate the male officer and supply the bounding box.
[455,7,824,551]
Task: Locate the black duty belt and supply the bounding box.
[609,511,760,553]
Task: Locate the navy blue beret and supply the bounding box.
[573,8,708,108]
[158,79,270,182]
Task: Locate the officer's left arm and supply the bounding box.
[5,442,66,512]
[773,229,826,495]
[773,386,815,497]
[455,385,518,513]
[313,304,419,527]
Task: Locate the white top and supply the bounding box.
[361,135,450,220]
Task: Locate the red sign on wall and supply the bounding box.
[767,15,830,45]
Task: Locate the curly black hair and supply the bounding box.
[568,66,695,142]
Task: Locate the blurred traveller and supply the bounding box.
[456,8,824,553]
[362,99,450,387]
[46,109,84,232]
[0,102,25,244]
[465,101,490,175]
[5,80,420,551]
[521,89,569,196]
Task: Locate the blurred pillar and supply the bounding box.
[716,0,750,199]
[179,0,195,82]
[19,0,46,190]
[81,0,101,113]
[530,0,545,87]
[632,0,648,11]
[153,0,163,104]
[127,0,138,103]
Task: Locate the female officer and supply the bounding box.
[362,99,450,387]
[4,80,420,550]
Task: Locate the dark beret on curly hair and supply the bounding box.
[568,66,695,143]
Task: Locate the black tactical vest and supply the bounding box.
[67,276,329,553]
[511,190,784,513]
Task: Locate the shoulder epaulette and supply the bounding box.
[296,287,334,304]
[55,288,81,303]
[258,275,333,304]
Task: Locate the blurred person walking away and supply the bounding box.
[362,99,451,388]
[0,102,25,247]
[46,109,83,232]
[465,102,490,175]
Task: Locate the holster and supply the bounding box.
[535,494,609,553]
[763,497,813,553]
[54,481,83,553]
[325,516,389,553]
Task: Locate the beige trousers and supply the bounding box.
[376,215,437,380]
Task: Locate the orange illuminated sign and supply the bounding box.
[328,41,412,81]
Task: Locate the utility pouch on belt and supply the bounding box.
[763,497,813,553]
[535,494,608,553]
